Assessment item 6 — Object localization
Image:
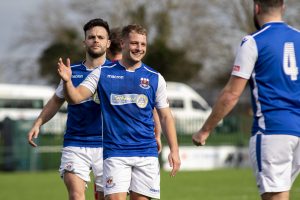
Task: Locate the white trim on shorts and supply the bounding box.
[249,133,300,195]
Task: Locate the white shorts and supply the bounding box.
[103,157,160,199]
[59,146,104,191]
[249,133,300,195]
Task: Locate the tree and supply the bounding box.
[13,0,300,87]
[38,27,84,85]
[144,4,201,82]
[37,1,202,84]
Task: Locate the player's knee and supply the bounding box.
[69,190,85,200]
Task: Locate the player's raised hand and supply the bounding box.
[28,125,40,147]
[57,58,72,82]
[192,130,210,146]
[168,151,181,177]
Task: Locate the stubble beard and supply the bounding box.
[87,48,106,59]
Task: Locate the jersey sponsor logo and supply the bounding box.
[136,94,148,108]
[105,176,116,188]
[111,94,148,108]
[107,74,124,79]
[139,78,150,89]
[72,74,84,78]
[233,65,240,72]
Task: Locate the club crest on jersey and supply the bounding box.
[105,176,116,188]
[139,78,150,89]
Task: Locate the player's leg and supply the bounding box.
[129,157,160,200]
[105,192,128,200]
[129,192,150,200]
[59,146,93,200]
[94,182,105,200]
[103,157,132,200]
[94,183,98,200]
[261,191,289,200]
[95,191,105,200]
[249,133,298,200]
[91,147,105,200]
[64,172,86,200]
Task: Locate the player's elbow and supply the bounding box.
[221,90,240,107]
[65,96,82,104]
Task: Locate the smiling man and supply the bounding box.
[57,24,181,200]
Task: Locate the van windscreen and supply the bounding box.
[0,98,43,109]
[169,99,184,108]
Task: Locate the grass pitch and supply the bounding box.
[1,168,300,200]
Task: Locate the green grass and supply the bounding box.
[1,169,300,200]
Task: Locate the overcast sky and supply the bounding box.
[0,0,41,58]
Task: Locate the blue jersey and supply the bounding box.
[56,60,111,147]
[232,22,300,136]
[81,61,169,159]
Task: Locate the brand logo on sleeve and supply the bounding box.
[240,38,248,46]
[233,65,240,72]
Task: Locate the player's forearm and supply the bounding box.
[161,115,179,153]
[33,109,56,129]
[153,109,162,138]
[201,88,240,133]
[63,80,83,104]
[34,95,64,126]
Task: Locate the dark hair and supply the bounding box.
[121,24,147,39]
[83,18,110,37]
[109,27,122,56]
[254,0,284,12]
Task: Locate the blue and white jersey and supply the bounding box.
[81,61,169,159]
[56,60,111,147]
[232,22,300,136]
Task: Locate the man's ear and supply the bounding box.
[255,3,261,15]
[120,39,125,48]
[107,40,111,49]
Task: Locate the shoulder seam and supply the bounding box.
[143,66,158,75]
[252,25,271,38]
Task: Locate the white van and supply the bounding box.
[0,83,67,134]
[167,81,213,135]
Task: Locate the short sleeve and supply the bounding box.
[231,35,258,79]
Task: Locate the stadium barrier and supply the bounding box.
[0,114,252,171]
[0,118,62,171]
